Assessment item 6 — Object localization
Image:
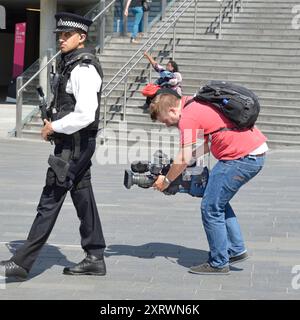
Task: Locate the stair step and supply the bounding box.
[218,34,299,41]
[103,47,300,57]
[102,66,300,79]
[260,106,300,116]
[106,39,300,50]
[103,71,300,87]
[262,130,300,143]
[103,96,299,108]
[19,0,300,149]
[101,51,300,62]
[263,140,300,149]
[100,54,300,66]
[225,23,297,29]
[257,122,300,132]
[103,82,300,99]
[98,111,300,125]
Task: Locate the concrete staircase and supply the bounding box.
[87,0,173,44]
[22,0,300,150]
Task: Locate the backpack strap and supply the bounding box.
[183,97,238,136]
[183,98,195,109]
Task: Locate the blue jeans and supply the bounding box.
[201,154,265,268]
[131,6,143,39]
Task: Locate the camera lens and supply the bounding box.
[133,174,156,188]
[123,170,133,189]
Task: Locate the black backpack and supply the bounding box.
[185,81,260,131]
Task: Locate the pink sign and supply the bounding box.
[12,22,26,78]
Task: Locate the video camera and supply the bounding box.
[123,150,209,197]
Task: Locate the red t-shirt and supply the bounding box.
[178,97,267,160]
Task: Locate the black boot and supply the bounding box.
[0,260,28,281]
[63,254,106,276]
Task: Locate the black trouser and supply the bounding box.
[12,136,106,272]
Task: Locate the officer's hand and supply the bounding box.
[41,119,54,141]
[153,175,168,192]
[124,9,128,16]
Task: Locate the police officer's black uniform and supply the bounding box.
[1,13,106,280]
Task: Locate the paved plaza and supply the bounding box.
[0,136,300,300]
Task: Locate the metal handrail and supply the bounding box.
[102,0,195,98]
[90,0,116,24]
[17,51,60,96]
[17,0,116,96]
[101,0,197,127]
[217,0,243,39]
[101,0,245,130]
[15,0,117,137]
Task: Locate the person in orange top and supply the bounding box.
[150,89,268,275]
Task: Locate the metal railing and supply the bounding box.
[15,0,117,138]
[14,0,176,138]
[217,0,243,39]
[205,0,243,38]
[101,0,198,130]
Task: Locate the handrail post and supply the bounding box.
[149,64,152,83]
[46,48,53,106]
[149,49,153,83]
[193,0,198,38]
[232,0,235,22]
[103,95,107,130]
[122,0,127,36]
[143,10,149,33]
[16,76,23,138]
[161,0,167,20]
[98,0,106,53]
[172,22,176,60]
[123,68,128,121]
[240,0,243,12]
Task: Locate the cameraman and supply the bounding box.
[150,89,268,275]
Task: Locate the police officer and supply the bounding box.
[1,12,106,280]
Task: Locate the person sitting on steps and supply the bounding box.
[142,51,182,110]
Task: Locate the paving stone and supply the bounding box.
[0,139,300,299]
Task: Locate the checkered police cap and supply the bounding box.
[54,12,93,33]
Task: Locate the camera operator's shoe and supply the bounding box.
[0,260,28,281]
[189,262,230,275]
[63,254,106,276]
[229,251,249,265]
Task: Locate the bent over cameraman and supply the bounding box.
[1,13,106,280]
[150,89,268,275]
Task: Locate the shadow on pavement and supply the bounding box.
[2,241,243,282]
[105,242,209,268]
[3,240,75,281]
